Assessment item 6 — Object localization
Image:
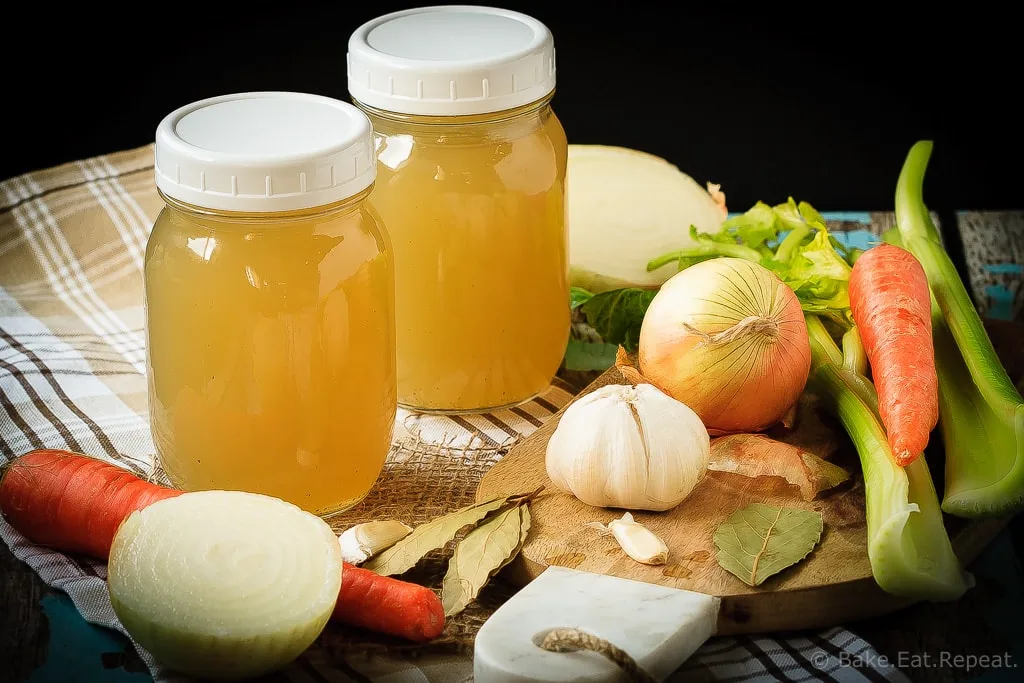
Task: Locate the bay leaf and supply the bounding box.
[497,505,532,575]
[441,504,528,617]
[713,503,823,587]
[362,496,512,576]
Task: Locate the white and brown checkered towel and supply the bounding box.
[0,145,914,682]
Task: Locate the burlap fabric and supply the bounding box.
[322,426,557,658]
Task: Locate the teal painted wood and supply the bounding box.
[820,211,1022,323]
[958,211,1024,322]
[25,595,151,683]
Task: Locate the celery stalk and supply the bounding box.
[894,142,1024,517]
[645,242,762,271]
[807,316,971,600]
[772,222,812,263]
[842,327,868,377]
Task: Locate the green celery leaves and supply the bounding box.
[648,197,855,327]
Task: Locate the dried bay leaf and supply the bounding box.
[441,504,531,617]
[713,503,823,587]
[362,496,512,576]
[476,505,531,581]
[499,505,532,574]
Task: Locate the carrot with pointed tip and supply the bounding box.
[849,243,939,465]
[0,449,445,641]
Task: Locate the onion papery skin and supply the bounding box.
[638,258,811,433]
[108,491,343,681]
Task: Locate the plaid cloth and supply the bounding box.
[0,145,942,682]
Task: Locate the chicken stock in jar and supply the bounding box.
[347,6,569,413]
[146,92,396,516]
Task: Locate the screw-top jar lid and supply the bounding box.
[347,5,556,117]
[154,92,376,213]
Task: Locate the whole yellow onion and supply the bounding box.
[638,258,811,433]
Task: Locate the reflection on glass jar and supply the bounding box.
[348,6,569,413]
[146,92,395,515]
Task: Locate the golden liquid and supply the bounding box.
[362,100,569,412]
[145,193,396,516]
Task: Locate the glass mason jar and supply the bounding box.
[347,6,569,413]
[146,92,396,516]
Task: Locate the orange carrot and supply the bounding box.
[0,449,181,559]
[0,449,445,641]
[849,244,939,465]
[334,563,445,642]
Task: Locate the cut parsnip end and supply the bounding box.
[108,490,342,681]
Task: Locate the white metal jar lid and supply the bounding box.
[154,92,376,213]
[347,5,556,117]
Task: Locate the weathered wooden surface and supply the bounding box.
[0,541,50,679]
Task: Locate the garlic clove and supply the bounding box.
[338,521,413,565]
[632,385,710,509]
[593,512,670,566]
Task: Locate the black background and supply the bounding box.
[3,2,1022,216]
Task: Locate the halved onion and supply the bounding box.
[108,490,342,681]
[567,144,728,292]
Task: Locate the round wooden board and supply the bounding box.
[476,367,1009,636]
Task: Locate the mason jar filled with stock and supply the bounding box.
[347,6,569,413]
[146,92,396,516]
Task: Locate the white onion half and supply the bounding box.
[567,144,727,292]
[108,491,342,681]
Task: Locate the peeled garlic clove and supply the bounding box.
[598,512,669,566]
[338,521,413,565]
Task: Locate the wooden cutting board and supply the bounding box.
[476,365,1010,636]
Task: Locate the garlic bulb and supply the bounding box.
[545,383,710,511]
